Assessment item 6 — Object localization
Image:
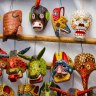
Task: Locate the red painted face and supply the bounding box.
[52,7,64,21]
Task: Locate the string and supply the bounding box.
[81,42,84,53]
[81,0,84,9]
[60,0,62,7]
[10,0,14,11]
[34,41,36,57]
[72,71,74,88]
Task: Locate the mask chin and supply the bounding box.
[54,73,70,83]
[8,74,19,82]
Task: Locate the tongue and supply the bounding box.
[8,74,19,82]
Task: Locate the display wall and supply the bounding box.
[0,0,96,95]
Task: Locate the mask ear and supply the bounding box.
[29,12,32,22]
[45,11,50,21]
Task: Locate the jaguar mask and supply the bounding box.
[74,53,96,90]
[0,47,30,82]
[52,7,71,37]
[51,52,73,83]
[71,10,92,40]
[39,82,61,96]
[18,47,46,83]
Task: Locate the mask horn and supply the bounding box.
[0,54,9,58]
[35,0,41,8]
[18,54,31,61]
[18,47,31,54]
[37,47,46,60]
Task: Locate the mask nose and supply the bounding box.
[79,23,84,27]
[56,65,63,74]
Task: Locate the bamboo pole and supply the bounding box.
[0,34,96,44]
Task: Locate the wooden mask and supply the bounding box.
[52,7,71,37]
[3,10,22,41]
[74,53,96,90]
[29,0,50,32]
[51,52,73,83]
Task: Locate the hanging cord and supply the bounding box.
[72,71,74,88]
[60,0,62,7]
[1,69,4,85]
[10,0,14,11]
[34,41,36,57]
[81,0,84,9]
[81,42,84,53]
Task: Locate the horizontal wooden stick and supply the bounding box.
[0,34,96,44]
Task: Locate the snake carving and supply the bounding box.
[74,53,96,90]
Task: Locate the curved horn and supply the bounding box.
[0,54,9,58]
[18,54,31,61]
[18,47,31,54]
[37,47,46,60]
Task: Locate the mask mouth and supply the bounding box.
[8,74,19,82]
[54,72,70,82]
[32,21,43,32]
[30,74,43,83]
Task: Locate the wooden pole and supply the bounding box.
[0,34,96,44]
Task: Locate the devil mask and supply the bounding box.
[0,47,30,82]
[71,10,92,40]
[18,83,39,96]
[29,4,50,32]
[52,7,71,37]
[3,10,22,41]
[18,47,46,83]
[0,84,15,96]
[51,52,73,83]
[39,82,61,96]
[74,53,96,90]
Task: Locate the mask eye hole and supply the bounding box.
[40,13,44,19]
[86,64,90,70]
[32,14,35,19]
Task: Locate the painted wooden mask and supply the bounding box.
[39,82,61,96]
[51,52,73,83]
[74,53,96,90]
[18,83,39,96]
[29,0,50,32]
[0,84,15,96]
[0,47,30,82]
[3,10,22,41]
[50,87,91,96]
[71,10,92,40]
[52,7,71,37]
[18,47,46,83]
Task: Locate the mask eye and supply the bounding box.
[40,13,44,19]
[83,19,87,23]
[86,64,90,70]
[32,14,35,19]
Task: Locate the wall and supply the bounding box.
[0,0,96,95]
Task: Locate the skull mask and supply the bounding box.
[71,10,92,40]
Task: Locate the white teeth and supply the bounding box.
[30,74,41,80]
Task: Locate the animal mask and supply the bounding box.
[18,83,39,96]
[74,53,96,90]
[51,52,73,83]
[52,7,71,37]
[0,47,30,82]
[29,0,50,32]
[50,87,91,96]
[39,82,61,96]
[0,84,15,96]
[71,10,92,40]
[18,47,46,83]
[3,10,22,41]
